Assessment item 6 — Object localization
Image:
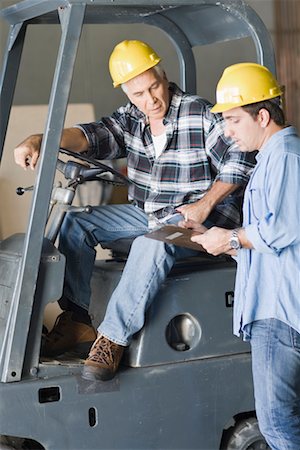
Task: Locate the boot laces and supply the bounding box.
[44,311,71,343]
[88,336,119,366]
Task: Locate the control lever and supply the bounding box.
[68,205,93,214]
[45,204,93,243]
[16,185,34,195]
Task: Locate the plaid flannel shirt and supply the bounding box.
[77,83,255,228]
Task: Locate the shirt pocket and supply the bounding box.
[249,186,264,221]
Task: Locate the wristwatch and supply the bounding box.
[229,229,241,250]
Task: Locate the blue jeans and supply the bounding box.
[247,319,300,450]
[58,204,198,345]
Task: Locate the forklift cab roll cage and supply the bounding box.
[0,1,275,449]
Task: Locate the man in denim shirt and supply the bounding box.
[193,63,300,449]
[14,41,254,381]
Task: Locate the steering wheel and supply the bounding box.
[59,147,130,186]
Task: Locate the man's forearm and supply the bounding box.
[177,180,239,224]
[236,227,254,249]
[197,180,238,210]
[60,127,89,153]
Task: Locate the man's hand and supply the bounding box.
[177,217,208,234]
[191,226,234,256]
[176,180,238,225]
[14,128,89,171]
[176,201,211,224]
[14,134,43,170]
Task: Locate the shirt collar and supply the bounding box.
[256,126,297,162]
[163,82,183,125]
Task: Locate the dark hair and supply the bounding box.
[242,97,285,126]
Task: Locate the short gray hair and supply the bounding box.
[121,64,166,94]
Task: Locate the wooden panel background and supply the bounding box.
[275,0,300,128]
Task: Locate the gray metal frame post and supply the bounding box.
[0,3,86,382]
[145,14,197,93]
[0,24,26,159]
[224,2,276,72]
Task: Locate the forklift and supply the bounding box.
[0,1,275,449]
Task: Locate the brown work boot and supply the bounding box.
[41,311,97,358]
[82,334,125,381]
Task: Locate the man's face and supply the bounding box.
[223,107,263,152]
[124,68,170,120]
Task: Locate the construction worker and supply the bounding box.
[191,63,300,449]
[14,41,254,382]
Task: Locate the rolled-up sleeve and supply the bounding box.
[245,151,300,253]
[74,107,127,160]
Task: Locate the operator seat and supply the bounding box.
[102,237,134,258]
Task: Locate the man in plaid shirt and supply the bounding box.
[14,40,255,381]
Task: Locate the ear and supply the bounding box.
[258,108,270,128]
[162,71,168,81]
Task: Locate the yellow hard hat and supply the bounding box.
[211,62,283,113]
[109,40,161,88]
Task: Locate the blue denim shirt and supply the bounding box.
[234,126,300,337]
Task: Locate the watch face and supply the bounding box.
[230,238,239,249]
[230,229,241,250]
[230,236,240,250]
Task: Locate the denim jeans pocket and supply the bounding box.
[290,327,300,351]
[248,319,272,351]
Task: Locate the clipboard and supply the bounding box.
[145,225,205,252]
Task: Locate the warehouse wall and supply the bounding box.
[0,1,275,115]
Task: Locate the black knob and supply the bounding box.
[16,187,25,195]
